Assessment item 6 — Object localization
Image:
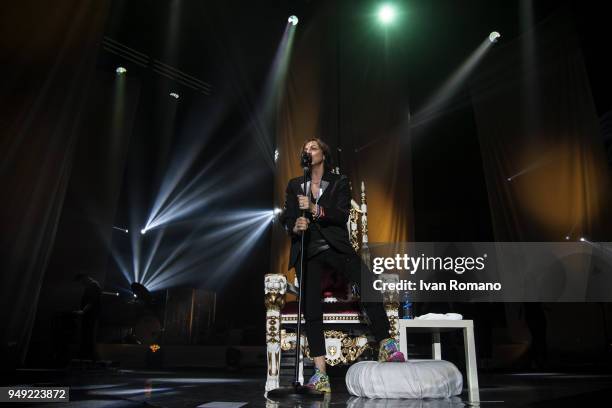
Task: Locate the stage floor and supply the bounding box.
[7,366,612,407]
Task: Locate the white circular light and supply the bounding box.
[489,31,501,43]
[288,15,298,26]
[378,4,396,24]
[116,66,127,74]
[169,92,179,99]
[579,237,585,242]
[565,235,570,240]
[140,229,146,235]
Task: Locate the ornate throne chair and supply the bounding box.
[264,181,400,391]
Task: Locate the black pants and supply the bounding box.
[297,248,391,357]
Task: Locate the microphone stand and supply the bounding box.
[293,157,309,387]
[267,153,324,401]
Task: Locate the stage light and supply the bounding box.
[108,245,132,286]
[565,235,570,240]
[140,228,146,235]
[116,66,127,74]
[274,207,283,215]
[507,177,512,182]
[410,35,493,130]
[377,4,397,25]
[274,149,279,163]
[288,15,298,26]
[145,170,261,231]
[169,92,179,99]
[144,210,275,291]
[113,226,129,233]
[489,31,501,43]
[580,237,586,242]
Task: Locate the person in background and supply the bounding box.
[73,273,102,361]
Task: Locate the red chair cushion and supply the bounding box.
[320,266,350,299]
[282,300,361,315]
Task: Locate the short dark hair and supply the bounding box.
[301,138,334,170]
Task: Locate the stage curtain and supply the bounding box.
[470,10,612,354]
[470,11,611,242]
[0,0,111,365]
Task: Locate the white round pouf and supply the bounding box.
[346,360,463,399]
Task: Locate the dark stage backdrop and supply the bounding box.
[470,10,612,359]
[471,11,611,242]
[0,1,114,365]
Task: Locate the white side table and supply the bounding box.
[398,319,480,403]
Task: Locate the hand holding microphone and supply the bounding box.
[298,194,319,218]
[293,151,313,235]
[293,217,310,234]
[297,195,310,210]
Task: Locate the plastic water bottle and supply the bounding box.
[402,293,413,319]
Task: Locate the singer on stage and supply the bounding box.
[283,138,405,393]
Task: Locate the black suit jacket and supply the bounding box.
[283,170,354,269]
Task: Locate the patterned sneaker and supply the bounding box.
[305,368,331,393]
[378,338,406,362]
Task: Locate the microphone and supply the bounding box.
[301,151,312,170]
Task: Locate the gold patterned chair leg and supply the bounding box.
[303,330,369,366]
[381,273,400,341]
[265,274,286,392]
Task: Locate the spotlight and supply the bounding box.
[579,237,586,242]
[274,207,283,215]
[288,15,298,26]
[565,235,570,240]
[274,149,279,163]
[169,92,179,99]
[131,282,152,304]
[116,66,127,74]
[489,31,501,43]
[377,4,397,25]
[140,228,146,235]
[507,177,512,182]
[113,226,129,234]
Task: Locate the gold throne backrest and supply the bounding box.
[348,181,368,253]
